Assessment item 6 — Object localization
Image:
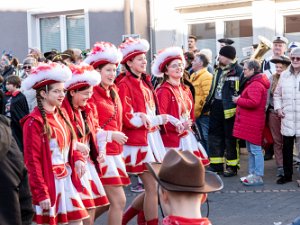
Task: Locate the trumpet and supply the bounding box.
[250,35,272,62]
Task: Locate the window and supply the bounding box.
[284,15,300,42]
[66,15,86,50]
[40,17,61,52]
[224,19,253,61]
[224,19,253,38]
[28,9,89,53]
[188,22,216,59]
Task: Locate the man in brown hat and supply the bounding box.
[147,149,223,225]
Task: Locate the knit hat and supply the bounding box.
[219,45,236,60]
[22,62,71,90]
[151,46,185,78]
[64,63,101,91]
[118,37,150,64]
[84,42,122,69]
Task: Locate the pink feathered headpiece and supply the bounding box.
[151,47,185,77]
[84,42,122,69]
[64,63,101,90]
[22,62,71,90]
[118,37,150,64]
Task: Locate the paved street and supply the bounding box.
[95,152,300,225]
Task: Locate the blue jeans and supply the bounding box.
[196,115,210,154]
[246,141,264,177]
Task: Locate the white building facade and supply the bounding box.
[153,0,300,62]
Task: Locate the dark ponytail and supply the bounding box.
[66,88,91,138]
[36,88,52,139]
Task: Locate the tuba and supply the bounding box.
[250,35,272,62]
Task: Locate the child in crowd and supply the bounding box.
[3,75,29,151]
[147,149,223,225]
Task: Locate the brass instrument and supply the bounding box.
[250,35,272,62]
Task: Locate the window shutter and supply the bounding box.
[66,15,86,50]
[40,17,61,53]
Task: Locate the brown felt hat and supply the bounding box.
[270,56,291,66]
[146,149,223,193]
[218,38,234,45]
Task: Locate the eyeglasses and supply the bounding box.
[291,57,300,62]
[23,65,32,70]
[168,63,184,69]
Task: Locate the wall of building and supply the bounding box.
[151,0,186,54]
[88,10,125,47]
[0,11,28,60]
[0,0,131,60]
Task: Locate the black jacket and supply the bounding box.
[202,60,243,118]
[0,115,33,225]
[2,91,29,151]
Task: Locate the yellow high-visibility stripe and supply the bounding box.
[224,108,236,119]
[235,80,240,92]
[226,159,239,166]
[210,157,225,164]
[226,139,240,167]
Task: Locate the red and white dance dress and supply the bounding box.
[162,215,212,225]
[156,81,209,166]
[118,72,166,174]
[21,107,89,225]
[90,84,131,186]
[62,100,109,209]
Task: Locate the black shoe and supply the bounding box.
[223,167,237,177]
[276,176,292,184]
[206,166,223,175]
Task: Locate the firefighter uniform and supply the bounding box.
[204,59,243,175]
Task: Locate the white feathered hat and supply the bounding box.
[151,46,185,77]
[84,42,122,69]
[22,62,72,90]
[64,63,101,90]
[118,37,150,64]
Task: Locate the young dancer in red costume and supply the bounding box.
[84,42,131,225]
[63,64,110,224]
[153,47,209,166]
[21,62,89,225]
[117,38,182,225]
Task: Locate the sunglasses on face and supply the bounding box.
[23,65,32,70]
[291,57,300,62]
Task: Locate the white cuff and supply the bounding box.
[148,115,163,127]
[168,115,182,127]
[130,113,144,127]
